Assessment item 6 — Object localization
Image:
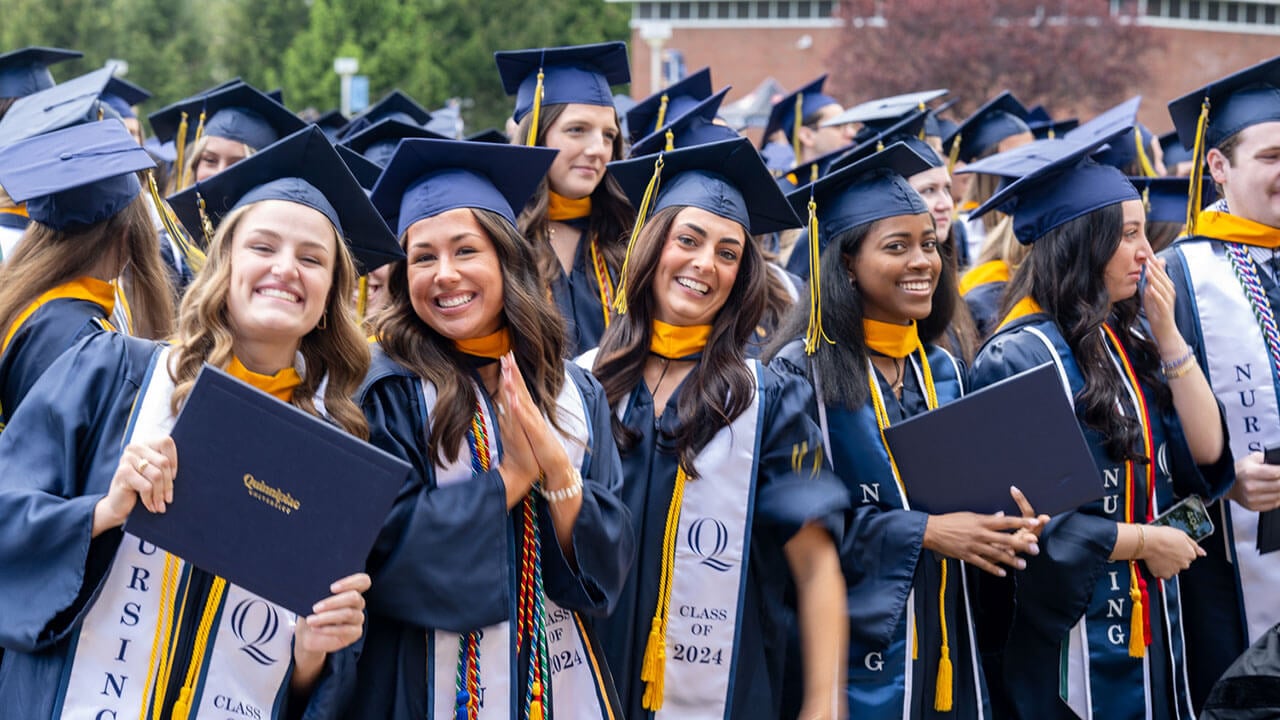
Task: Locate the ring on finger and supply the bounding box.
[136,458,151,475]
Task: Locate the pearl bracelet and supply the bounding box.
[540,467,583,504]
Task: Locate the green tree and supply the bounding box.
[214,0,311,99]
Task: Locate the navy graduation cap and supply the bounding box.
[0,120,154,230]
[336,144,382,192]
[314,109,349,140]
[0,67,118,145]
[782,140,858,190]
[1067,96,1160,176]
[626,67,714,145]
[0,47,81,99]
[1169,54,1280,152]
[494,41,630,131]
[821,88,948,130]
[762,75,839,151]
[628,86,736,158]
[1159,130,1194,172]
[827,110,941,181]
[955,137,1065,182]
[339,117,448,167]
[102,76,151,120]
[166,126,401,271]
[1128,176,1215,224]
[610,135,801,236]
[339,90,434,141]
[923,97,960,139]
[148,82,305,150]
[370,138,558,236]
[943,91,1032,165]
[1025,104,1078,139]
[970,127,1139,245]
[466,128,509,144]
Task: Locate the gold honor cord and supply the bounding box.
[613,154,665,315]
[1186,98,1212,234]
[526,70,546,147]
[640,465,689,711]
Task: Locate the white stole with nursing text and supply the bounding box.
[1181,241,1280,643]
[423,370,613,719]
[58,348,296,720]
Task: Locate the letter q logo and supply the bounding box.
[687,517,732,572]
[231,598,281,665]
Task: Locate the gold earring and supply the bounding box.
[317,311,328,330]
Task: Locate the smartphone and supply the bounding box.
[1137,264,1149,296]
[1265,444,1280,465]
[1151,494,1215,542]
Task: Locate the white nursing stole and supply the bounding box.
[424,371,611,719]
[653,362,762,720]
[60,349,295,720]
[1181,241,1280,643]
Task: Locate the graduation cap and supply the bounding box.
[340,118,448,167]
[466,128,509,144]
[782,140,859,190]
[970,126,1139,244]
[370,138,558,236]
[0,47,82,99]
[821,88,948,130]
[1024,105,1077,140]
[1128,175,1216,224]
[102,76,151,120]
[166,126,401,271]
[0,68,118,145]
[942,91,1032,166]
[785,142,932,352]
[608,136,800,313]
[626,67,714,144]
[0,120,154,230]
[423,105,462,139]
[1159,130,1194,173]
[955,137,1066,181]
[494,42,630,140]
[314,109,349,140]
[343,90,433,140]
[825,110,941,181]
[1169,54,1280,152]
[924,98,960,139]
[762,75,840,160]
[336,144,382,192]
[148,81,305,150]
[1067,96,1160,176]
[628,87,736,158]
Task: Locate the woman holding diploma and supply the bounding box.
[765,143,1044,720]
[0,126,400,719]
[590,137,850,720]
[968,130,1231,720]
[353,138,634,719]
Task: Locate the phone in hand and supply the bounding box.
[1151,494,1214,542]
[1264,444,1280,465]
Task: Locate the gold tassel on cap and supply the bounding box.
[946,134,962,175]
[357,275,369,320]
[526,69,546,147]
[792,93,804,163]
[663,127,674,153]
[1186,97,1211,235]
[146,171,206,274]
[654,93,670,134]
[1135,130,1158,178]
[803,194,833,354]
[173,111,189,188]
[613,154,665,315]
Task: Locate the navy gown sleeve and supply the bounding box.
[0,332,149,652]
[0,298,109,422]
[970,329,1118,642]
[357,358,512,633]
[537,364,635,616]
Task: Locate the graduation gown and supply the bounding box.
[351,348,634,719]
[1163,236,1280,709]
[0,277,116,427]
[773,340,989,719]
[970,314,1233,720]
[0,332,357,720]
[549,220,616,356]
[594,356,849,720]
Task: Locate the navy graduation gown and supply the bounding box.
[773,340,988,720]
[0,291,113,426]
[351,348,634,719]
[963,281,1007,340]
[549,221,615,356]
[0,333,357,720]
[596,360,849,720]
[970,315,1233,720]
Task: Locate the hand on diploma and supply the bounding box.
[94,436,178,535]
[922,487,1045,577]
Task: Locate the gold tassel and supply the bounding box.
[663,127,674,153]
[529,681,544,720]
[947,133,962,175]
[1186,97,1211,235]
[912,615,918,661]
[641,466,688,711]
[173,688,193,720]
[654,93,670,133]
[526,70,545,147]
[1128,564,1146,658]
[803,195,832,354]
[196,193,216,248]
[809,162,819,185]
[173,111,189,188]
[792,92,804,163]
[934,558,954,712]
[613,154,665,314]
[357,275,369,320]
[146,170,206,274]
[1135,130,1158,178]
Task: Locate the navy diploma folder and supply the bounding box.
[883,362,1103,517]
[126,364,410,616]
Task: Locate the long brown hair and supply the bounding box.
[592,205,767,478]
[0,194,175,345]
[167,201,369,439]
[515,103,635,292]
[372,208,567,465]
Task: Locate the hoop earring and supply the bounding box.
[317,311,328,331]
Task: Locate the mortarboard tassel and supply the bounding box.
[654,93,670,135]
[526,69,546,147]
[918,101,928,141]
[613,153,665,315]
[178,111,207,191]
[146,171,206,274]
[809,162,819,186]
[946,133,962,175]
[641,465,689,711]
[663,127,674,153]
[357,275,369,320]
[173,111,189,189]
[1135,131,1159,178]
[195,192,216,248]
[1186,97,1211,235]
[803,194,832,354]
[792,93,804,164]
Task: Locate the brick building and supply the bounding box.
[610,0,1280,134]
